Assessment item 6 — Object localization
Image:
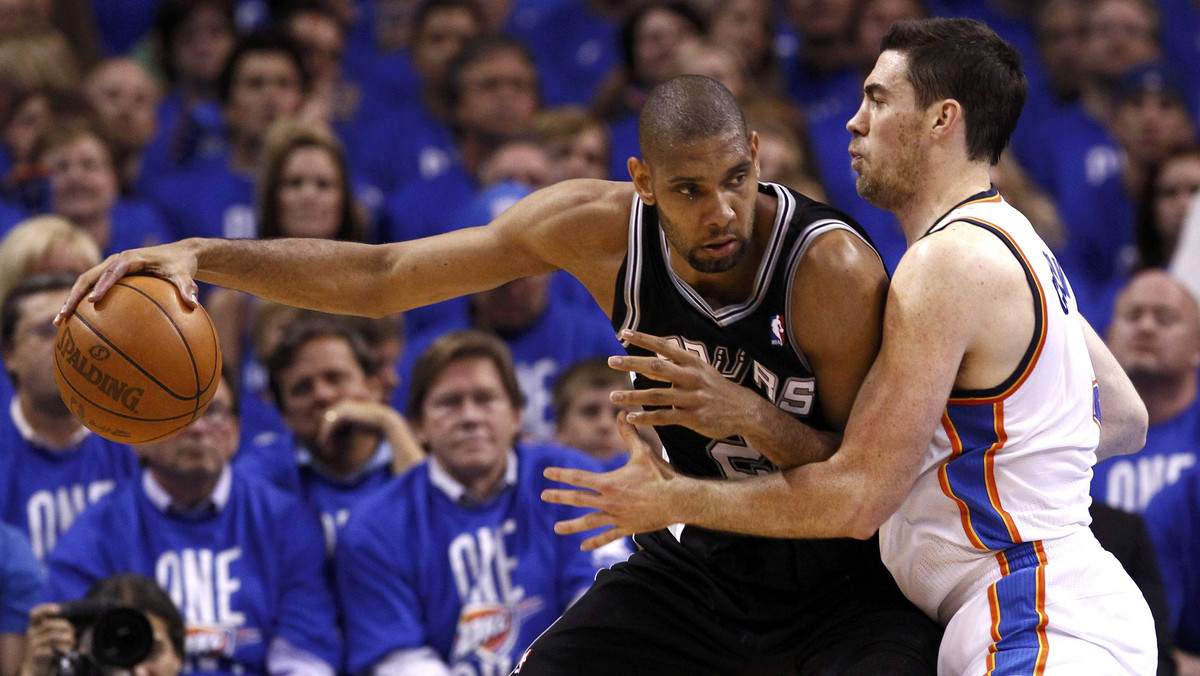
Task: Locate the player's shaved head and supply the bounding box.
[639,75,748,166]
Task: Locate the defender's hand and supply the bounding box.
[542,412,681,550]
[608,329,767,440]
[54,241,202,326]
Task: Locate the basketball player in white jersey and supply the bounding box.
[541,17,1158,674]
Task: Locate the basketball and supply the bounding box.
[53,275,222,444]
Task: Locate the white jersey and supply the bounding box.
[879,190,1100,626]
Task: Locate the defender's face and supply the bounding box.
[847,50,926,212]
[641,131,759,274]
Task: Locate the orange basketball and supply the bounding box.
[53,275,222,444]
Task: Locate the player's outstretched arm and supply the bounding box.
[56,180,630,325]
[1082,315,1148,461]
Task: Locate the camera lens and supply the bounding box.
[90,608,153,669]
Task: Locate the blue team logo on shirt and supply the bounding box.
[770,315,786,346]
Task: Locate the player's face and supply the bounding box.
[86,61,159,150]
[847,50,928,212]
[555,386,629,460]
[278,146,344,238]
[45,136,120,224]
[416,356,521,485]
[1153,155,1200,248]
[225,53,304,143]
[1107,273,1200,380]
[276,335,379,449]
[140,379,238,481]
[640,131,759,274]
[4,288,69,413]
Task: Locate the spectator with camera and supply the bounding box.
[41,374,340,675]
[21,574,183,676]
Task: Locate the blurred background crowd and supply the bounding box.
[0,0,1199,674]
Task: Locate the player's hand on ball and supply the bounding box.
[542,412,680,551]
[607,329,766,441]
[55,240,202,326]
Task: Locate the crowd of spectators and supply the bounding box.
[1,0,1199,673]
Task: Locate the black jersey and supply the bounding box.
[610,182,896,625]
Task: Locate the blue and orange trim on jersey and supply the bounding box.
[984,541,1051,675]
[937,401,1022,550]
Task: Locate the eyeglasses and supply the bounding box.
[196,403,235,424]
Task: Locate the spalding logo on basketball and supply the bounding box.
[53,275,222,444]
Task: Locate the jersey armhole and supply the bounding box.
[945,218,1047,403]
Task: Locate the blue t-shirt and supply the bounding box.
[0,523,42,633]
[1145,465,1200,653]
[43,470,340,675]
[140,93,229,189]
[1092,396,1200,513]
[334,444,618,675]
[107,199,173,255]
[144,154,256,241]
[351,102,457,198]
[297,445,393,555]
[89,0,160,55]
[0,398,140,560]
[508,2,618,107]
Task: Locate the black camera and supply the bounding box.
[50,599,154,676]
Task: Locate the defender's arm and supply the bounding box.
[1083,316,1148,461]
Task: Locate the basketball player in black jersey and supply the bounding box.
[59,75,941,673]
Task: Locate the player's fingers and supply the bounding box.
[553,511,614,535]
[541,488,604,510]
[617,411,656,459]
[582,527,629,552]
[167,273,200,308]
[543,465,606,490]
[610,387,687,408]
[619,329,697,364]
[55,259,116,325]
[625,408,681,427]
[607,354,681,382]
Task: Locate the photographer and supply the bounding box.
[20,574,183,676]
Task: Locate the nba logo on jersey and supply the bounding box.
[770,315,786,346]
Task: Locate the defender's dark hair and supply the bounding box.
[266,318,377,408]
[86,574,186,660]
[881,18,1026,165]
[217,31,310,105]
[638,74,748,165]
